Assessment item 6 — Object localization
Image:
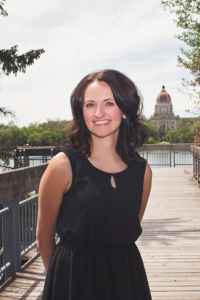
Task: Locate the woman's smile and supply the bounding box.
[93,120,111,126]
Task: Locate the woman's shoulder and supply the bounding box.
[129,153,149,178]
[56,147,84,161]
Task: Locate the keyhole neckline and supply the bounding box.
[84,156,130,175]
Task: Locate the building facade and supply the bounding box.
[150,86,180,132]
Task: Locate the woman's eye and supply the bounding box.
[86,103,94,107]
[106,102,114,106]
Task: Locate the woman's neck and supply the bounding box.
[91,131,117,155]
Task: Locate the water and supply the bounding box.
[138,150,193,168]
[0,151,193,173]
[0,156,51,173]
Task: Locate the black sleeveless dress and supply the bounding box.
[42,148,152,300]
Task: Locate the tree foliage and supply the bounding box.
[193,120,200,145]
[0,0,45,169]
[166,126,195,143]
[143,121,159,143]
[0,120,69,150]
[0,1,45,76]
[0,0,8,17]
[0,45,45,76]
[178,117,194,127]
[0,107,15,118]
[161,0,200,117]
[158,125,166,140]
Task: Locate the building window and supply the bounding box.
[162,122,165,127]
[154,122,157,125]
[161,108,167,111]
[171,126,174,130]
[171,122,174,125]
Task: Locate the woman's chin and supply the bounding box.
[90,129,119,139]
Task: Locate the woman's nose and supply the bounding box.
[94,105,105,119]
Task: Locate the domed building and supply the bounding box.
[150,86,180,133]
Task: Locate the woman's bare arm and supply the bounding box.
[138,163,152,223]
[36,152,72,272]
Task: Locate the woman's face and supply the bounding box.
[83,80,125,138]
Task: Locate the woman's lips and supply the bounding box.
[93,120,111,126]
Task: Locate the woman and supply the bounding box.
[36,69,152,300]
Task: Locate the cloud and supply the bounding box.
[0,0,194,127]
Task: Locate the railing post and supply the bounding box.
[174,150,175,167]
[51,148,54,158]
[14,149,17,169]
[146,150,148,162]
[19,149,22,168]
[3,200,16,279]
[35,191,39,252]
[0,215,2,269]
[170,150,171,167]
[196,158,197,180]
[13,198,21,272]
[23,149,29,167]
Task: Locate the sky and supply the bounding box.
[0,0,196,127]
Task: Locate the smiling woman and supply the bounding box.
[68,69,148,163]
[37,69,153,300]
[83,80,125,139]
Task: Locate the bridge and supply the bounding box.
[0,145,199,299]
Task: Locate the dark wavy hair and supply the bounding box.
[65,69,148,164]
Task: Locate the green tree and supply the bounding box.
[9,125,27,147]
[146,137,157,144]
[0,45,45,76]
[0,127,11,150]
[40,131,51,146]
[0,1,8,16]
[161,0,200,117]
[158,125,165,140]
[178,117,194,127]
[166,127,195,143]
[193,120,200,145]
[0,1,45,169]
[27,132,42,146]
[144,121,159,142]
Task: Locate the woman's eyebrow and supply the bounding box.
[84,98,114,103]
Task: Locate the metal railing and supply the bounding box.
[193,156,200,184]
[15,150,53,168]
[0,192,38,284]
[138,150,193,167]
[174,151,193,167]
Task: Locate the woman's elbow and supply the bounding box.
[36,233,45,251]
[36,232,56,251]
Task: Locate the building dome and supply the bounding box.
[156,86,171,103]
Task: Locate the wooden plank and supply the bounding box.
[135,167,200,299]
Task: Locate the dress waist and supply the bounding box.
[59,238,136,251]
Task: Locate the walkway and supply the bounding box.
[0,167,200,299]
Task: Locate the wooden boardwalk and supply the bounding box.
[0,167,200,299]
